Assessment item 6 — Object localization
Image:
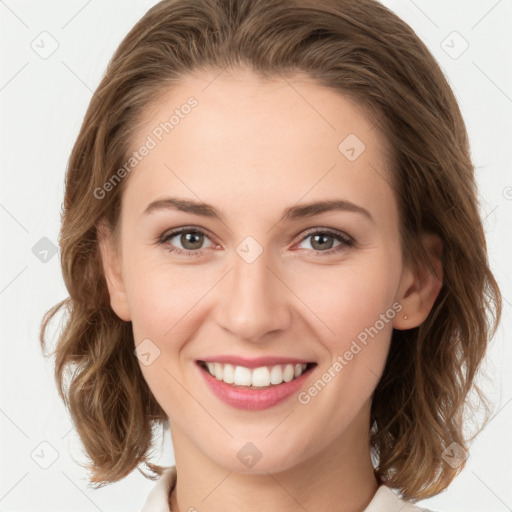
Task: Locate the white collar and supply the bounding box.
[140,466,435,512]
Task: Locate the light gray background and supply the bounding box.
[1,1,511,511]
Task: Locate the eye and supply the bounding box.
[159,227,216,256]
[294,228,355,256]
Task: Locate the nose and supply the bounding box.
[214,247,292,343]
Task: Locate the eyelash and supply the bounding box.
[158,226,355,258]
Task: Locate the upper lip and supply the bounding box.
[197,355,316,369]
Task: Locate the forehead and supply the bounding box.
[121,69,396,228]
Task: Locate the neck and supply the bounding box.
[168,406,379,512]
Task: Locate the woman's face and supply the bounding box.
[100,69,428,474]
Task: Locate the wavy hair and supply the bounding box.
[40,0,502,501]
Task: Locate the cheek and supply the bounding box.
[127,266,203,340]
[126,261,206,400]
[119,225,187,326]
[291,256,400,342]
[291,255,400,403]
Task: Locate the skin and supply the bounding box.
[99,68,442,512]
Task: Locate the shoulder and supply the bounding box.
[140,466,176,512]
[364,485,437,512]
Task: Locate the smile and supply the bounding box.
[196,360,317,410]
[198,360,316,388]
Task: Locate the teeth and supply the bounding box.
[203,362,309,387]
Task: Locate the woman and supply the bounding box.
[40,0,502,510]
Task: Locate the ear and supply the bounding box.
[393,233,443,330]
[97,221,131,322]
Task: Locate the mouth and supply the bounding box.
[196,360,317,389]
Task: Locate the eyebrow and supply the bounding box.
[142,196,374,223]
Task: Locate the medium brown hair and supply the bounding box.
[40,0,502,501]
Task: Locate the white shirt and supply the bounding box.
[140,466,436,512]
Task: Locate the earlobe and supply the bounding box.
[97,221,131,322]
[393,233,443,330]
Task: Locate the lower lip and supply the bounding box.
[197,362,315,411]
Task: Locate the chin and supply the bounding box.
[204,435,313,475]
